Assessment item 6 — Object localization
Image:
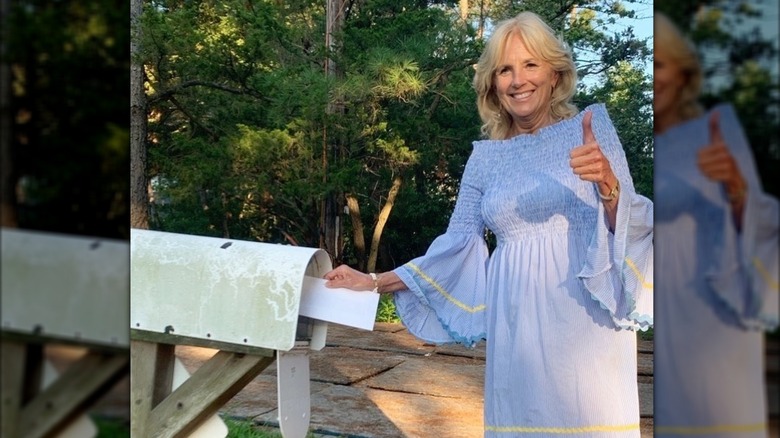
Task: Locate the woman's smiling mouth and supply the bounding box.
[510,90,533,100]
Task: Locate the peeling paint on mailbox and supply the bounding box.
[130,229,332,352]
[1,228,129,348]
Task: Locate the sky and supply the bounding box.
[693,0,779,91]
[594,0,779,85]
[626,0,654,76]
[577,0,654,88]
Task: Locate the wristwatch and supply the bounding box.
[598,180,620,201]
[369,272,379,293]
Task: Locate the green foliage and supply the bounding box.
[94,417,130,437]
[223,417,324,438]
[376,293,401,323]
[6,0,130,239]
[580,61,654,197]
[225,417,279,437]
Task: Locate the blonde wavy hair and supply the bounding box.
[654,12,704,121]
[473,12,578,140]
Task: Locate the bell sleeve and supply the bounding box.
[704,104,778,330]
[577,104,654,331]
[392,149,489,347]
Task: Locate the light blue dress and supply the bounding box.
[392,104,653,437]
[654,104,779,438]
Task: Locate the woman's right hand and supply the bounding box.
[323,264,374,291]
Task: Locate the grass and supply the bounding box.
[94,417,130,438]
[95,415,320,438]
[224,417,328,438]
[225,417,282,437]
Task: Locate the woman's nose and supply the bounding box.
[511,72,524,88]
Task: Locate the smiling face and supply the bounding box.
[653,46,688,133]
[494,33,559,136]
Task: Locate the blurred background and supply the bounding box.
[655,0,779,197]
[653,0,779,435]
[1,0,131,436]
[2,0,130,238]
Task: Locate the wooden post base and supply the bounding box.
[130,339,275,438]
[1,338,129,438]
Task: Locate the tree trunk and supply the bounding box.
[367,175,402,273]
[130,0,149,230]
[478,0,487,40]
[321,0,346,261]
[0,0,16,227]
[459,0,469,21]
[345,194,366,271]
[221,191,230,238]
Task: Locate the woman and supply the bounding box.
[653,12,778,437]
[325,12,653,436]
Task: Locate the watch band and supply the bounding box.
[598,180,620,201]
[369,272,379,293]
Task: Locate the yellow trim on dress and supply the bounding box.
[655,422,766,435]
[625,257,652,290]
[407,262,486,313]
[752,257,779,292]
[485,423,640,434]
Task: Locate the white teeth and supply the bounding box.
[512,91,532,99]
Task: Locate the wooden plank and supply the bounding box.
[131,340,158,438]
[131,329,275,357]
[18,351,129,438]
[637,352,653,376]
[147,351,275,438]
[152,343,176,407]
[1,330,127,353]
[637,339,653,354]
[1,340,26,438]
[21,343,44,406]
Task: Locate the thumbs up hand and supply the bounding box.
[570,111,619,200]
[697,111,746,201]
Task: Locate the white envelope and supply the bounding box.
[298,276,380,331]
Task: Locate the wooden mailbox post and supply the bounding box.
[130,228,339,438]
[1,228,130,438]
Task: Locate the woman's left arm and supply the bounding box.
[574,104,654,331]
[697,111,748,231]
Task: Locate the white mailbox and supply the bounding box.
[131,228,334,351]
[1,228,129,347]
[1,227,130,438]
[130,228,378,438]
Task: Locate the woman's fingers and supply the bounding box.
[323,265,372,291]
[570,144,612,183]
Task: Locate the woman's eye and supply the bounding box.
[497,67,510,75]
